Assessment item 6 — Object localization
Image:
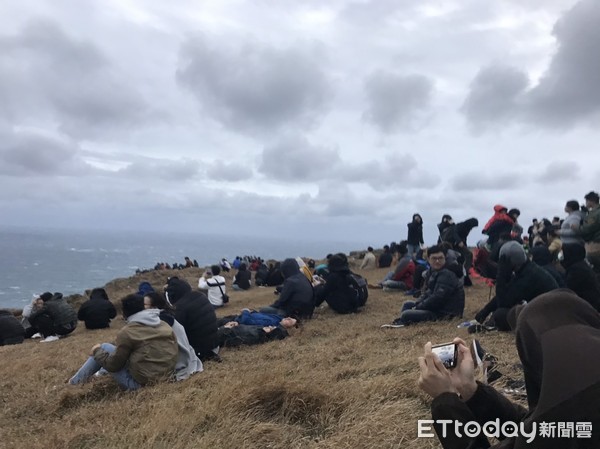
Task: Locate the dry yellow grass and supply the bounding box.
[0,265,523,449]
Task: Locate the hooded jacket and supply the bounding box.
[30,293,77,329]
[483,205,513,232]
[217,324,288,347]
[561,243,600,312]
[233,264,252,290]
[315,254,363,314]
[456,218,479,245]
[407,219,424,246]
[0,310,25,345]
[430,290,600,448]
[77,288,117,329]
[414,268,464,318]
[270,258,314,319]
[93,309,178,385]
[165,279,218,359]
[529,246,565,288]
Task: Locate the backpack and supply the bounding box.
[347,273,368,307]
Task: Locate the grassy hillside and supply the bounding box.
[0,265,522,449]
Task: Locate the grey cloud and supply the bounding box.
[461,65,529,132]
[451,171,522,191]
[363,71,434,133]
[177,36,332,134]
[118,157,200,181]
[259,135,342,182]
[206,160,253,182]
[536,161,580,184]
[0,20,153,139]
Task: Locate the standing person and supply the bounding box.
[437,215,454,244]
[407,214,424,260]
[198,265,227,308]
[556,200,585,246]
[577,191,600,275]
[77,288,117,330]
[69,294,178,390]
[232,263,252,291]
[360,247,377,269]
[28,292,77,342]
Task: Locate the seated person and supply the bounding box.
[260,258,315,319]
[530,245,565,287]
[21,294,48,338]
[77,288,117,330]
[360,247,377,269]
[372,242,415,291]
[232,263,251,291]
[315,253,368,314]
[382,245,464,328]
[314,254,332,278]
[198,265,227,308]
[143,292,203,381]
[561,243,600,312]
[255,262,269,286]
[265,262,285,286]
[217,321,292,348]
[0,310,25,346]
[417,290,600,448]
[377,246,393,268]
[165,278,219,362]
[29,292,78,342]
[475,241,558,331]
[69,294,178,390]
[137,281,154,296]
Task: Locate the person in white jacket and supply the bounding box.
[198,265,227,308]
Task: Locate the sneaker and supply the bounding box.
[380,323,405,328]
[472,339,498,368]
[457,319,478,329]
[368,283,383,289]
[41,335,60,343]
[404,288,418,296]
[468,324,496,334]
[31,332,42,339]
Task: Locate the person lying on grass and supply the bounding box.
[68,294,178,391]
[216,308,297,328]
[216,319,298,347]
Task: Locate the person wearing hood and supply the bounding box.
[77,288,117,330]
[407,214,424,259]
[529,245,565,288]
[482,205,514,247]
[260,258,314,319]
[474,241,558,331]
[556,200,585,246]
[232,263,252,291]
[69,294,178,390]
[315,253,367,314]
[143,292,203,381]
[417,289,600,448]
[29,292,77,342]
[561,243,600,312]
[0,310,25,346]
[437,215,454,244]
[165,278,219,361]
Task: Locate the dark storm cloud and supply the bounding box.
[462,0,600,131]
[177,36,333,134]
[0,128,92,176]
[461,65,529,132]
[205,160,253,182]
[363,71,434,133]
[451,171,522,191]
[535,161,580,184]
[0,20,153,139]
[258,135,342,182]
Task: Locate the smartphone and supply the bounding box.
[431,342,458,369]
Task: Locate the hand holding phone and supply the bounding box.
[431,342,458,369]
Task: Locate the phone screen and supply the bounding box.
[431,343,458,369]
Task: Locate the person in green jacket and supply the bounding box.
[68,294,178,390]
[579,191,600,275]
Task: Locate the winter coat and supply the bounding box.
[580,206,600,243]
[30,294,77,329]
[93,309,177,385]
[217,324,288,347]
[407,222,424,246]
[415,268,464,318]
[560,211,585,245]
[562,244,600,312]
[496,261,559,310]
[0,310,25,345]
[77,288,117,329]
[233,268,252,290]
[166,279,219,359]
[270,259,314,319]
[235,310,282,327]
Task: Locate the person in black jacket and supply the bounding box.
[315,253,365,314]
[165,278,219,361]
[260,258,314,319]
[377,245,393,268]
[232,263,252,291]
[77,288,117,329]
[29,292,77,341]
[530,245,565,288]
[0,310,25,346]
[407,214,424,259]
[383,246,464,327]
[474,241,559,331]
[417,290,600,449]
[561,243,600,312]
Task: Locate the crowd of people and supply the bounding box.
[1,191,599,446]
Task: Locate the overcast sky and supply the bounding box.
[0,0,598,245]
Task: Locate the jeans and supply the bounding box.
[382,280,407,290]
[407,244,419,260]
[395,301,437,325]
[69,343,141,391]
[231,284,244,291]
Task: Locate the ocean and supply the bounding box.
[0,227,370,309]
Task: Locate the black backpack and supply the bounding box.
[347,273,368,307]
